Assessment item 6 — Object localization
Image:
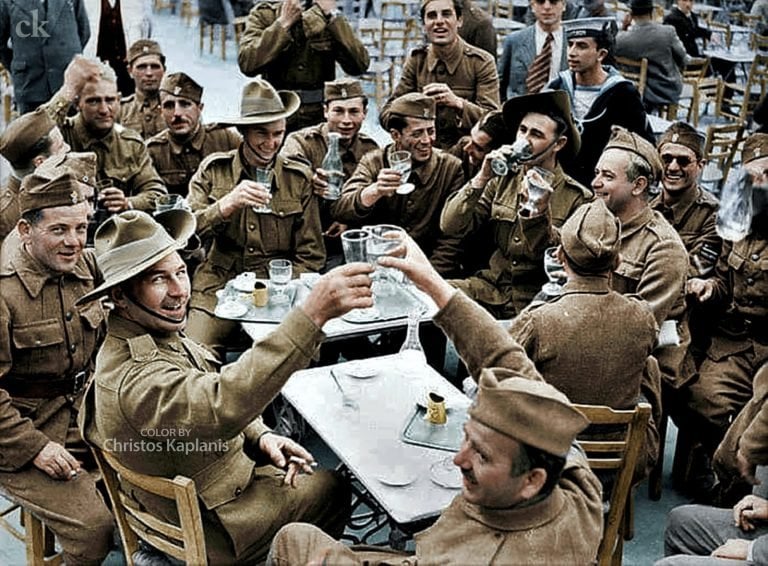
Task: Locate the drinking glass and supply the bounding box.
[154,193,184,215]
[521,167,555,213]
[541,247,566,296]
[389,150,416,195]
[252,168,274,214]
[366,224,406,296]
[268,259,292,304]
[490,138,533,177]
[341,229,371,263]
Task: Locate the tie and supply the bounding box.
[526,33,555,94]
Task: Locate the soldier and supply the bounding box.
[441,90,592,318]
[0,171,114,565]
[281,78,379,270]
[332,92,465,277]
[43,56,167,213]
[118,39,167,139]
[0,108,70,241]
[382,0,500,151]
[78,210,373,564]
[146,72,241,197]
[187,79,324,356]
[446,108,508,182]
[237,0,370,131]
[457,0,497,60]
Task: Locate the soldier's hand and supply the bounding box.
[733,494,768,530]
[33,441,83,481]
[711,539,750,560]
[314,0,338,15]
[301,263,374,326]
[279,0,303,29]
[312,169,330,198]
[63,56,102,101]
[258,432,316,488]
[423,82,463,111]
[98,187,130,213]
[360,170,400,207]
[324,221,347,238]
[218,180,271,219]
[687,277,714,302]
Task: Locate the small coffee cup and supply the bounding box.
[426,392,447,425]
[252,281,268,307]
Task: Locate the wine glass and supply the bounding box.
[366,224,406,296]
[389,150,416,195]
[521,167,555,214]
[252,167,274,214]
[542,246,566,296]
[268,259,292,304]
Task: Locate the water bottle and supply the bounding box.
[399,309,427,366]
[716,167,754,242]
[322,132,344,201]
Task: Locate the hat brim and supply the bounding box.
[220,91,301,126]
[76,209,196,305]
[502,90,581,162]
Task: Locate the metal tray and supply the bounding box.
[214,281,306,323]
[400,404,468,452]
[341,285,426,324]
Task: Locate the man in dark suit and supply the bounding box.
[663,0,710,57]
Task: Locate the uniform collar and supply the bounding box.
[73,115,115,149]
[2,244,93,298]
[169,122,205,155]
[427,37,466,75]
[650,185,700,225]
[560,275,612,295]
[459,486,567,531]
[620,206,654,240]
[107,311,182,346]
[135,89,160,109]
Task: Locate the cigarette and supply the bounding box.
[288,456,318,467]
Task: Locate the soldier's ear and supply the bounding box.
[111,286,128,309]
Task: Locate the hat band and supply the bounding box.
[98,233,177,282]
[241,99,286,116]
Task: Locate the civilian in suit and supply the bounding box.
[498,0,568,101]
[663,0,710,57]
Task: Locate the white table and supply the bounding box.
[282,354,470,527]
[702,48,756,64]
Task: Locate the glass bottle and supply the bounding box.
[322,132,344,201]
[399,309,427,365]
[717,167,754,242]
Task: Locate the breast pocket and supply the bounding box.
[490,198,518,255]
[11,319,65,375]
[257,199,304,254]
[77,300,107,357]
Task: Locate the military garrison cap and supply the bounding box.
[127,39,165,65]
[36,152,98,187]
[19,171,87,215]
[657,121,705,160]
[324,78,365,102]
[469,369,589,457]
[604,125,663,182]
[0,108,56,168]
[382,93,436,129]
[743,133,768,165]
[560,200,621,273]
[160,72,203,104]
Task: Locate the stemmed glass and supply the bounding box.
[542,246,566,296]
[268,259,292,304]
[389,150,416,195]
[366,224,406,296]
[252,167,274,214]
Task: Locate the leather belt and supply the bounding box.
[720,313,768,343]
[294,89,324,105]
[1,370,89,399]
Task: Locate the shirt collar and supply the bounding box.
[427,37,466,75]
[169,122,205,155]
[5,244,93,298]
[650,185,700,225]
[73,115,114,150]
[620,206,655,240]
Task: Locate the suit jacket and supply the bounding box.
[0,0,90,106]
[498,25,568,101]
[663,6,710,57]
[82,0,148,58]
[616,21,689,106]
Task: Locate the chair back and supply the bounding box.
[614,56,648,98]
[702,121,746,192]
[574,403,651,566]
[705,21,732,49]
[91,446,207,566]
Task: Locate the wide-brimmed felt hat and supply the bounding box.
[220,79,300,127]
[502,90,581,162]
[76,210,196,305]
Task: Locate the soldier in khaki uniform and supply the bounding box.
[43,57,167,213]
[146,72,241,197]
[332,93,465,276]
[686,134,768,480]
[458,0,497,60]
[281,78,379,270]
[117,39,167,139]
[0,108,70,241]
[237,0,370,131]
[78,210,374,564]
[0,171,114,565]
[382,0,500,151]
[441,90,592,318]
[187,79,324,355]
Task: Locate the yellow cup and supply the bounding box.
[426,392,447,425]
[252,282,268,307]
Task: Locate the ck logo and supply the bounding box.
[15,10,50,38]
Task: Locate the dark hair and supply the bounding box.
[13,133,53,171]
[387,114,409,133]
[20,208,45,225]
[324,97,369,111]
[420,0,463,20]
[511,442,567,498]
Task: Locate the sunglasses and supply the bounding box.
[661,154,695,167]
[533,0,563,4]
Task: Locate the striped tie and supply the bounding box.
[526,33,555,94]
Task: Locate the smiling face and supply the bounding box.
[592,148,642,217]
[391,116,436,163]
[422,0,462,47]
[18,203,90,274]
[324,98,367,142]
[659,142,703,195]
[241,120,287,167]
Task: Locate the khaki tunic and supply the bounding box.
[146,123,242,197]
[384,37,500,150]
[458,0,497,60]
[187,148,325,314]
[80,311,348,564]
[238,2,370,129]
[331,144,465,276]
[441,165,593,318]
[0,244,112,564]
[118,90,165,139]
[0,176,21,242]
[44,92,167,212]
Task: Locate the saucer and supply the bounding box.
[344,361,379,379]
[396,183,416,195]
[429,460,462,489]
[377,467,417,487]
[217,301,248,318]
[232,274,256,292]
[341,307,381,323]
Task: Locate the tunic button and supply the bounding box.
[512,260,518,266]
[747,277,755,285]
[65,311,73,321]
[234,487,243,496]
[70,344,77,353]
[513,237,520,243]
[145,115,151,121]
[249,224,256,230]
[752,253,760,261]
[35,339,41,345]
[279,212,284,217]
[248,246,255,253]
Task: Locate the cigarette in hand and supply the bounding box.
[288,456,318,468]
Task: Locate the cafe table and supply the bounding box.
[281,353,471,545]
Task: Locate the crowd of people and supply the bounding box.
[0,0,767,563]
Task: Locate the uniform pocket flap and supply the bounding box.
[78,300,107,330]
[12,319,64,349]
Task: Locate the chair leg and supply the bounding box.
[623,488,635,541]
[648,410,669,501]
[221,25,227,60]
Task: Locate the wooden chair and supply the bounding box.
[751,33,768,52]
[614,56,648,98]
[0,494,63,566]
[676,57,710,125]
[91,447,207,566]
[574,403,651,566]
[199,19,228,60]
[704,21,732,50]
[700,121,746,195]
[721,54,768,124]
